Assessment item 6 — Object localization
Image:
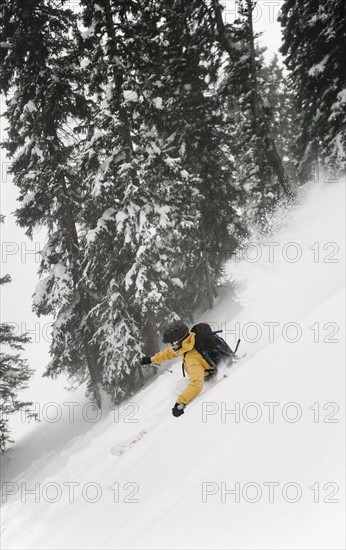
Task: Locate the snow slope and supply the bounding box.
[1,180,345,550]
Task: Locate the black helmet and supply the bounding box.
[163,321,189,350]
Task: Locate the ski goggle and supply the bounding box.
[170,332,189,351]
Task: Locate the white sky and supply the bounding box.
[0,1,285,440]
[222,0,284,62]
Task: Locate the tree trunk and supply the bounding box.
[61,202,102,408]
[200,220,214,310]
[103,2,161,379]
[144,308,160,375]
[47,105,103,408]
[264,135,292,195]
[103,0,133,151]
[137,364,145,385]
[246,0,260,136]
[245,0,290,195]
[211,0,291,196]
[83,338,102,408]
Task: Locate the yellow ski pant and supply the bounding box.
[177,363,210,405]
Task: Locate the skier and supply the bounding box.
[140,320,216,417]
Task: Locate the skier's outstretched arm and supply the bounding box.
[151,347,177,364]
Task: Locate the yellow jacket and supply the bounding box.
[151,332,213,405]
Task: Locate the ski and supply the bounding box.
[110,430,147,456]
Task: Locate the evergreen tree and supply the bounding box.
[76,0,246,399]
[0,272,36,451]
[209,0,292,224]
[152,0,244,308]
[279,0,346,178]
[0,0,102,406]
[75,0,199,397]
[0,0,302,407]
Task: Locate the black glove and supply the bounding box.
[172,402,185,417]
[140,355,152,365]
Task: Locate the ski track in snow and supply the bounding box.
[1,180,345,550]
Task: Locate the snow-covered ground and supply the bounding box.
[1,179,345,549]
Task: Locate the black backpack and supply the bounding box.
[182,323,237,376]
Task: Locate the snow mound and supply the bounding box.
[1,180,345,550]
